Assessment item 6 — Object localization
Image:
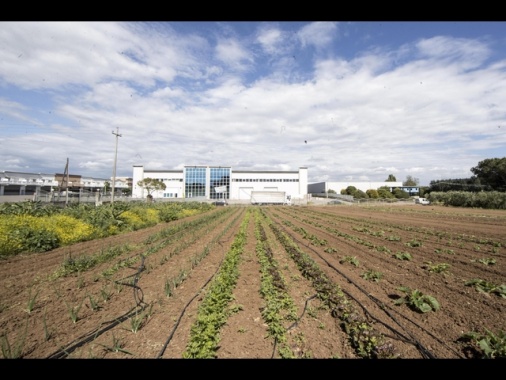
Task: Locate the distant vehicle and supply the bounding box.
[415,197,430,205]
[250,191,291,205]
[214,200,227,206]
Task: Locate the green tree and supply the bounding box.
[366,189,379,199]
[385,174,397,182]
[403,175,419,186]
[377,186,395,198]
[354,189,369,199]
[137,178,167,201]
[393,188,410,199]
[343,186,358,196]
[470,157,506,191]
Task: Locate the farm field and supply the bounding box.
[1,204,505,359]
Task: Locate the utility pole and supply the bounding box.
[111,127,122,204]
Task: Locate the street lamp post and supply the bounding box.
[111,127,122,204]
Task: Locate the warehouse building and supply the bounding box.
[132,165,308,202]
[0,170,130,197]
[308,181,411,194]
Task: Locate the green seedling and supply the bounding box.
[25,287,40,314]
[99,334,132,355]
[340,256,360,267]
[1,318,28,358]
[393,251,412,261]
[471,258,496,266]
[465,279,506,298]
[64,298,85,324]
[459,329,506,359]
[394,286,440,313]
[423,262,450,274]
[88,294,100,311]
[361,270,383,282]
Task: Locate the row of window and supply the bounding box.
[233,178,299,182]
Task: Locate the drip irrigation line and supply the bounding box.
[156,210,244,358]
[46,254,147,359]
[271,294,318,358]
[156,248,227,358]
[46,305,147,359]
[114,254,147,307]
[273,217,444,359]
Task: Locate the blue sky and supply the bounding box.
[1,21,505,186]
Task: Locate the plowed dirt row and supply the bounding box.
[263,204,506,358]
[1,204,505,359]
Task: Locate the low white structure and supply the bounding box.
[308,181,404,194]
[0,171,59,196]
[132,165,308,202]
[250,191,290,205]
[0,170,129,197]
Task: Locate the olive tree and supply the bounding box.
[137,177,166,201]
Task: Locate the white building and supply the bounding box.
[0,170,129,196]
[132,165,308,201]
[0,171,59,196]
[308,181,404,195]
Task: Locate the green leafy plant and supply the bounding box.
[340,256,360,267]
[361,270,383,282]
[394,286,440,313]
[471,258,496,266]
[405,239,422,248]
[465,279,506,298]
[393,251,412,261]
[423,262,450,274]
[459,329,506,359]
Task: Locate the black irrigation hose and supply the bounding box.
[46,254,147,359]
[273,217,445,359]
[308,238,464,358]
[156,246,227,358]
[114,254,147,307]
[270,294,318,358]
[46,305,148,359]
[156,209,245,358]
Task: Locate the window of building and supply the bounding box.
[185,167,206,198]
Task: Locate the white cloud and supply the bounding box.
[297,22,338,50]
[0,22,505,187]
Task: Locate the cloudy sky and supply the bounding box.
[1,21,505,185]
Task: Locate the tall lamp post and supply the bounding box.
[111,127,122,204]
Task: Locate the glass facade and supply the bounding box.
[184,166,230,199]
[185,167,206,198]
[210,167,230,200]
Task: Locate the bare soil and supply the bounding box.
[1,204,505,359]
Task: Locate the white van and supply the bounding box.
[415,197,430,205]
